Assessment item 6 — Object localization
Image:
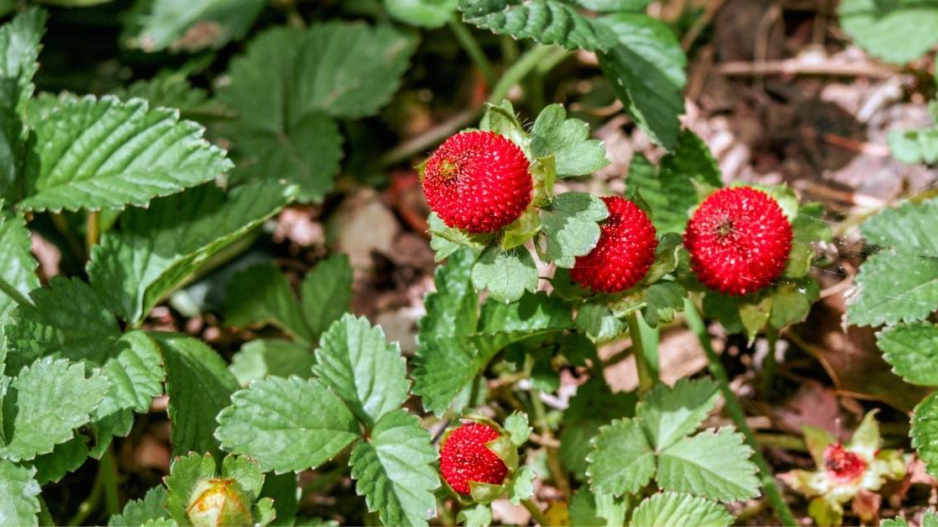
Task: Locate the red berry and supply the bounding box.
[423,131,532,233]
[684,187,792,296]
[570,196,658,293]
[823,443,867,484]
[439,422,509,495]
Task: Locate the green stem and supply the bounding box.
[684,298,797,527]
[488,45,561,105]
[521,499,550,526]
[448,16,497,87]
[101,448,121,516]
[68,461,105,526]
[628,311,658,396]
[86,210,100,252]
[529,389,570,496]
[761,326,779,400]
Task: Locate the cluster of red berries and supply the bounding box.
[423,131,793,296]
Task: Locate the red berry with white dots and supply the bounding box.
[439,422,509,495]
[684,187,792,296]
[422,131,532,233]
[570,196,658,293]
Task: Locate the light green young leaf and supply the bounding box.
[109,487,170,527]
[838,0,938,64]
[862,198,938,257]
[504,412,531,446]
[386,0,458,27]
[846,249,938,327]
[637,378,720,451]
[471,246,539,303]
[598,13,687,150]
[586,418,655,496]
[301,254,353,339]
[0,460,40,527]
[313,315,410,428]
[0,213,40,318]
[1,357,109,462]
[20,96,232,212]
[890,127,938,165]
[229,339,316,386]
[912,391,938,477]
[350,410,439,527]
[657,427,760,502]
[124,0,265,52]
[530,105,610,177]
[88,181,293,323]
[97,330,166,416]
[225,263,314,345]
[629,492,733,527]
[540,192,608,268]
[507,466,536,505]
[215,376,360,473]
[877,323,938,386]
[155,334,239,459]
[458,0,618,51]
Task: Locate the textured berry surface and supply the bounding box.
[823,443,867,484]
[684,187,792,296]
[570,196,658,293]
[422,131,532,233]
[439,422,509,495]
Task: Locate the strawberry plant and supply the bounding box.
[2,1,938,526]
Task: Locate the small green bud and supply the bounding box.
[186,478,253,527]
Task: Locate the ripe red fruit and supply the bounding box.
[439,422,509,495]
[570,196,658,293]
[684,187,792,296]
[422,131,532,233]
[823,443,867,484]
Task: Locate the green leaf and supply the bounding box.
[88,181,293,323]
[0,214,40,318]
[630,492,733,527]
[225,263,314,344]
[576,303,625,343]
[109,487,170,527]
[458,0,618,51]
[349,410,439,527]
[637,378,720,451]
[476,291,573,339]
[540,192,608,268]
[530,105,610,177]
[429,213,490,260]
[657,427,760,502]
[20,96,232,212]
[587,418,656,496]
[846,249,938,327]
[301,254,353,339]
[386,0,458,27]
[31,438,88,485]
[568,488,627,527]
[504,412,531,446]
[123,0,265,52]
[912,391,938,477]
[572,0,651,9]
[878,323,938,385]
[155,334,239,459]
[0,460,40,526]
[113,73,210,112]
[215,376,360,473]
[507,465,536,505]
[164,453,216,524]
[598,14,687,150]
[313,315,410,428]
[1,357,109,462]
[890,126,938,165]
[412,337,477,416]
[641,282,687,327]
[229,339,316,386]
[259,472,299,527]
[471,246,539,303]
[838,0,938,64]
[768,278,819,329]
[862,198,938,257]
[458,505,493,527]
[98,331,166,416]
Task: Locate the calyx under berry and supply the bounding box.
[186,478,254,527]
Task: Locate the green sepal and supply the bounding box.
[643,233,683,284]
[468,481,506,504]
[530,155,557,207]
[501,208,542,251]
[485,435,519,471]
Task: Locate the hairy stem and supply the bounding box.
[684,298,797,527]
[628,311,658,396]
[448,16,497,87]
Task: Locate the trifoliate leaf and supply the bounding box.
[630,492,733,527]
[229,339,316,386]
[587,418,656,496]
[912,391,938,477]
[878,323,938,386]
[215,376,360,473]
[471,246,539,303]
[540,192,608,268]
[313,315,410,428]
[300,255,354,340]
[657,427,760,502]
[598,13,687,150]
[30,438,89,485]
[637,378,720,451]
[349,410,439,527]
[20,96,232,212]
[458,0,618,51]
[846,249,938,327]
[0,460,40,526]
[88,182,293,323]
[530,105,610,177]
[225,263,315,345]
[862,198,938,257]
[109,487,170,527]
[155,333,239,459]
[838,0,938,64]
[123,0,265,53]
[0,213,40,319]
[0,357,109,462]
[97,330,166,416]
[386,0,458,27]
